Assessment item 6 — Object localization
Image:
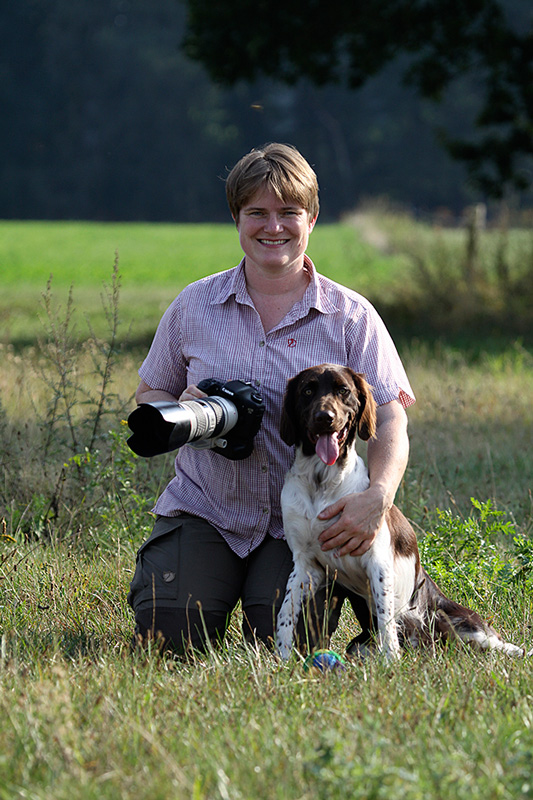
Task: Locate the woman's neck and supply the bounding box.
[244,259,311,332]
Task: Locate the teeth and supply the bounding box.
[259,239,289,245]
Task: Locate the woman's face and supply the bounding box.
[235,187,317,275]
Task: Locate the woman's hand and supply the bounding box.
[317,485,387,556]
[179,385,208,402]
[135,379,207,405]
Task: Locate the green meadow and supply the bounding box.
[1,220,406,345]
[1,216,532,799]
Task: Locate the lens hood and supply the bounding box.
[127,401,188,457]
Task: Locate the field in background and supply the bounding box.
[1,216,533,798]
[1,220,405,346]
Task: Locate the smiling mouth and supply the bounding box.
[258,239,290,246]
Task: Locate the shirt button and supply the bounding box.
[262,507,269,514]
[259,340,265,347]
[255,379,261,387]
[261,465,268,473]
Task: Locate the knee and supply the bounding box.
[134,606,229,655]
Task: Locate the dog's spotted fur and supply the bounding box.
[276,364,529,661]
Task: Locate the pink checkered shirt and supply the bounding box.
[138,256,415,557]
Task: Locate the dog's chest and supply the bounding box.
[281,451,373,592]
[281,493,375,596]
[281,451,369,524]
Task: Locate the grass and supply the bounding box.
[0,220,401,289]
[351,206,533,340]
[400,341,533,528]
[1,535,532,799]
[1,216,533,798]
[1,514,532,800]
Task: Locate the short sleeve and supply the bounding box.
[138,297,188,396]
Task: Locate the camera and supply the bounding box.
[127,378,265,460]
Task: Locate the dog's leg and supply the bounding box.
[276,562,323,660]
[366,554,401,662]
[276,568,302,660]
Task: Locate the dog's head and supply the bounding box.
[280,364,377,465]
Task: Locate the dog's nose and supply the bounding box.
[314,409,335,428]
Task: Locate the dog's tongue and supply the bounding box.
[315,433,340,466]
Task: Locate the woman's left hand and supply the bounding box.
[317,486,388,557]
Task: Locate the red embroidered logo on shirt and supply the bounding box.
[287,338,296,348]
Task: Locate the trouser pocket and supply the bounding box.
[127,516,184,610]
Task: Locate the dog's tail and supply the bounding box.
[417,570,530,656]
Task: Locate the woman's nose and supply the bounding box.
[264,214,283,232]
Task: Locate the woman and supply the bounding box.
[128,143,415,653]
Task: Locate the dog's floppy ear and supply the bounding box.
[349,371,377,441]
[279,374,301,446]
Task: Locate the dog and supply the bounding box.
[276,363,530,661]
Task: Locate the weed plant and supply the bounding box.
[0,261,168,545]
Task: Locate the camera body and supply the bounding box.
[194,378,265,459]
[127,378,265,460]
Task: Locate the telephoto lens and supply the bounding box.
[127,378,265,460]
[127,397,238,458]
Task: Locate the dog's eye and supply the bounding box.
[338,386,350,396]
[303,387,314,396]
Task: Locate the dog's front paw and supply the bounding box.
[383,643,402,663]
[276,626,293,660]
[276,615,294,660]
[277,638,293,660]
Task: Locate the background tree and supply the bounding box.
[184,0,533,198]
[1,0,531,221]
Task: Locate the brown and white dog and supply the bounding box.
[276,363,529,661]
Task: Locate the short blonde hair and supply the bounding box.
[226,143,319,222]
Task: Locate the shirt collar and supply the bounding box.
[302,255,339,315]
[210,259,250,306]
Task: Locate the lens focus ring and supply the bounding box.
[190,399,223,439]
[179,397,238,443]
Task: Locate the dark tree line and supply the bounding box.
[1,0,531,222]
[186,0,533,199]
